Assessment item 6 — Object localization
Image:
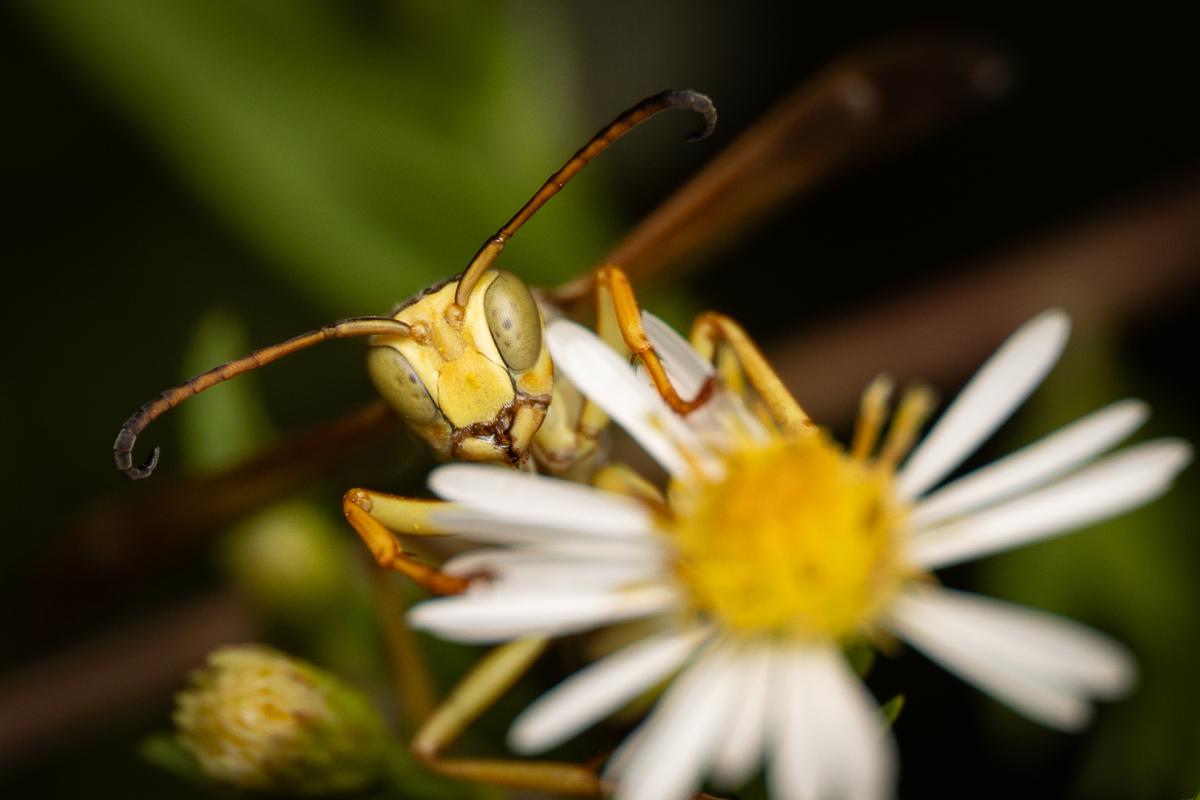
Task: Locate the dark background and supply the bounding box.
[2,1,1197,798]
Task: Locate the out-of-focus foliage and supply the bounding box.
[21,0,618,315]
[3,2,1198,799]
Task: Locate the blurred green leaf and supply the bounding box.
[847,642,876,677]
[880,694,905,727]
[139,733,205,787]
[179,307,274,471]
[22,0,619,315]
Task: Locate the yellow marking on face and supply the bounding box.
[380,274,516,427]
[370,270,555,463]
[437,350,513,428]
[515,348,554,396]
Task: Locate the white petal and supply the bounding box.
[912,399,1149,528]
[443,549,666,594]
[602,639,720,781]
[892,585,1134,698]
[769,648,818,800]
[711,642,772,789]
[897,309,1071,500]
[911,438,1192,569]
[616,643,743,800]
[642,311,712,397]
[770,646,893,800]
[429,463,654,538]
[429,507,663,555]
[407,585,681,644]
[546,319,698,478]
[511,536,665,560]
[888,587,1095,730]
[508,626,709,754]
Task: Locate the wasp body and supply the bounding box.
[114,90,715,481]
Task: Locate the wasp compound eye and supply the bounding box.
[367,346,438,425]
[484,271,542,372]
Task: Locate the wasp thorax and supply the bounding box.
[484,270,542,371]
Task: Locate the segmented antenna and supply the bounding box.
[115,317,411,479]
[453,89,717,310]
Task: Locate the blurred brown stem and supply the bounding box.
[0,591,255,763]
[769,179,1200,422]
[30,401,398,637]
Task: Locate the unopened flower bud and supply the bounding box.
[174,645,386,794]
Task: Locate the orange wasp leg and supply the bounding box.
[341,490,471,596]
[403,461,692,796]
[594,264,716,414]
[690,311,816,436]
[342,494,600,793]
[354,473,687,796]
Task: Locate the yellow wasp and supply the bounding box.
[111,37,1009,795]
[115,89,718,584]
[114,90,714,483]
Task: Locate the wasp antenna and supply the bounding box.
[113,424,159,480]
[113,316,411,480]
[454,89,718,308]
[659,89,718,141]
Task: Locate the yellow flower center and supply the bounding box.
[670,433,907,641]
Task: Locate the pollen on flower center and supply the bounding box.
[669,433,908,640]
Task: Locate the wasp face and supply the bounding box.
[366,270,553,466]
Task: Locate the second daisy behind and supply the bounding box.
[408,309,1190,800]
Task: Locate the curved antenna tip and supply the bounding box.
[117,445,160,480]
[664,89,717,141]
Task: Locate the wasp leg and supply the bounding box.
[532,381,607,478]
[690,311,816,436]
[373,570,438,725]
[347,497,610,794]
[342,489,471,596]
[594,265,716,415]
[411,636,606,796]
[592,462,667,508]
[535,264,712,475]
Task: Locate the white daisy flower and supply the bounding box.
[408,309,1191,800]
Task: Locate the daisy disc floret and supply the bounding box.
[672,433,907,639]
[408,309,1191,800]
